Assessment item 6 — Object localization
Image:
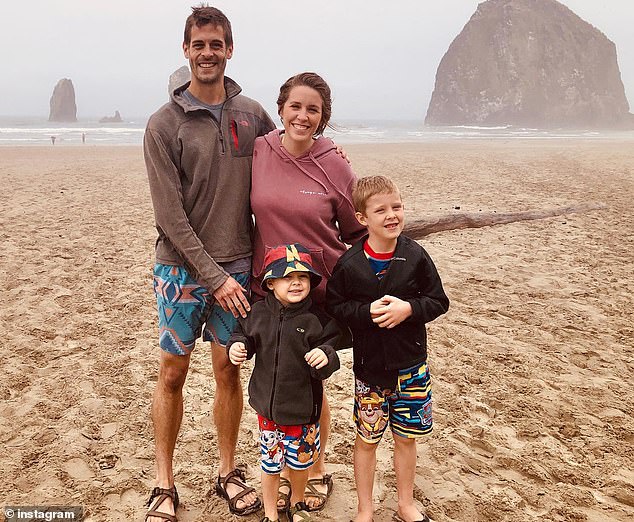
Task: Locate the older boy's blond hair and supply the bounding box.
[352,175,401,214]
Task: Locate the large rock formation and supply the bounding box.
[168,66,191,97]
[425,0,632,128]
[49,78,77,122]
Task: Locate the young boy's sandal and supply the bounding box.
[145,485,179,521]
[215,468,262,516]
[277,476,292,512]
[393,512,431,522]
[304,473,333,511]
[288,501,313,521]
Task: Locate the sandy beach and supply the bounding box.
[1,140,632,522]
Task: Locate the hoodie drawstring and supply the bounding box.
[276,141,357,213]
[278,145,330,194]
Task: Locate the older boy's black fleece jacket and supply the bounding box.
[228,293,340,425]
[326,235,449,389]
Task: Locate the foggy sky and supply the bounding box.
[1,0,632,121]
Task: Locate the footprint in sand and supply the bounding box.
[63,457,95,480]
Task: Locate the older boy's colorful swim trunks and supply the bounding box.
[258,415,320,474]
[153,264,250,354]
[353,360,432,443]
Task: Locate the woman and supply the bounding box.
[250,72,365,516]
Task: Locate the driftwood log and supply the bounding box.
[402,202,606,240]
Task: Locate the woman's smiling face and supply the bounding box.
[279,85,323,146]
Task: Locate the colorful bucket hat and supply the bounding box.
[261,243,322,290]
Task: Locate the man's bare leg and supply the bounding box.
[211,342,258,511]
[147,351,190,522]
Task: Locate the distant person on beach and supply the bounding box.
[326,176,450,522]
[50,136,56,145]
[81,132,86,144]
[250,71,365,513]
[227,243,341,522]
[143,5,275,521]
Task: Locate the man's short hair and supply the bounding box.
[352,175,401,214]
[184,4,233,47]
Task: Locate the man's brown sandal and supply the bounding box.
[215,468,262,516]
[145,485,179,522]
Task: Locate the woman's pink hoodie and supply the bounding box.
[251,129,366,304]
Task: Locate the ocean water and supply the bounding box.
[0,117,146,146]
[1,116,633,146]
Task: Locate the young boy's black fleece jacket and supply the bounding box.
[326,235,449,389]
[228,292,341,425]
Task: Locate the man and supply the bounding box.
[143,6,275,521]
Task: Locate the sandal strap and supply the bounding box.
[219,468,247,490]
[146,486,179,522]
[147,485,179,508]
[304,474,333,512]
[223,468,246,482]
[217,468,261,514]
[289,501,312,521]
[145,509,177,522]
[220,469,256,504]
[313,473,332,485]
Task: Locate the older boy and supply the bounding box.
[326,176,449,522]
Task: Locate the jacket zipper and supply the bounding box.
[218,128,225,154]
[269,308,284,417]
[215,112,225,155]
[207,105,225,155]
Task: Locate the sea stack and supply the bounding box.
[49,78,78,122]
[425,0,632,128]
[99,111,123,123]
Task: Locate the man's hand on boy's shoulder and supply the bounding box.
[370,295,412,329]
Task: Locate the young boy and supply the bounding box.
[227,243,341,522]
[326,176,450,522]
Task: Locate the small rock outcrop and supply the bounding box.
[49,78,77,122]
[168,66,191,97]
[99,111,123,123]
[425,0,632,128]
